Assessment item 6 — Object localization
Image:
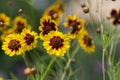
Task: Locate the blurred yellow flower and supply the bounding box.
[39,16,58,40]
[0,77,3,80]
[13,16,31,33]
[64,15,85,38]
[51,1,64,12]
[78,29,95,53]
[43,6,63,24]
[0,28,15,41]
[21,29,38,51]
[43,31,70,56]
[2,34,25,57]
[0,13,10,31]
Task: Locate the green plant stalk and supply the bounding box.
[60,45,79,80]
[102,48,106,80]
[22,54,30,67]
[41,57,56,80]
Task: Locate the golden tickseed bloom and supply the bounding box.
[64,15,85,38]
[39,16,57,40]
[13,16,31,33]
[43,6,63,24]
[0,13,10,31]
[0,28,15,41]
[51,1,64,12]
[43,31,70,56]
[0,77,3,80]
[2,34,25,57]
[78,30,95,53]
[21,29,38,51]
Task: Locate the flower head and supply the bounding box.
[21,29,38,51]
[64,15,85,38]
[0,13,10,31]
[39,16,58,40]
[43,6,63,24]
[2,34,25,57]
[43,31,70,56]
[51,1,64,12]
[13,16,30,33]
[78,29,95,53]
[0,77,3,80]
[0,28,15,41]
[110,9,120,25]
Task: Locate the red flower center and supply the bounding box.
[17,22,25,32]
[49,36,64,50]
[24,33,34,45]
[83,35,92,46]
[71,22,81,34]
[8,39,21,51]
[42,20,56,36]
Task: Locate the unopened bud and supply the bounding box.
[18,9,23,14]
[107,16,112,20]
[81,3,86,8]
[96,28,101,34]
[83,7,89,13]
[31,67,37,74]
[24,68,31,75]
[7,0,13,6]
[71,59,76,63]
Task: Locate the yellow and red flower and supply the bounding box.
[43,6,63,24]
[21,29,38,51]
[13,16,31,33]
[2,34,25,56]
[0,13,10,31]
[78,29,95,53]
[64,15,85,38]
[43,31,70,56]
[39,16,58,40]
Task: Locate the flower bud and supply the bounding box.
[7,0,13,6]
[83,7,89,13]
[24,67,32,75]
[96,28,101,34]
[81,3,86,8]
[31,67,37,74]
[71,58,76,63]
[18,9,23,14]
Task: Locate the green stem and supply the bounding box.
[102,48,106,80]
[60,45,79,80]
[60,59,71,80]
[33,49,42,61]
[22,54,30,67]
[41,57,56,80]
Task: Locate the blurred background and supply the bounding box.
[0,0,120,80]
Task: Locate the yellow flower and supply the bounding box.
[51,1,64,12]
[2,33,25,57]
[21,29,38,51]
[43,6,63,24]
[13,16,31,33]
[0,77,3,80]
[64,15,85,38]
[0,28,15,41]
[39,16,58,40]
[0,13,10,31]
[43,31,70,56]
[78,29,95,53]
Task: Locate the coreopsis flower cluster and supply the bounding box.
[1,1,96,57]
